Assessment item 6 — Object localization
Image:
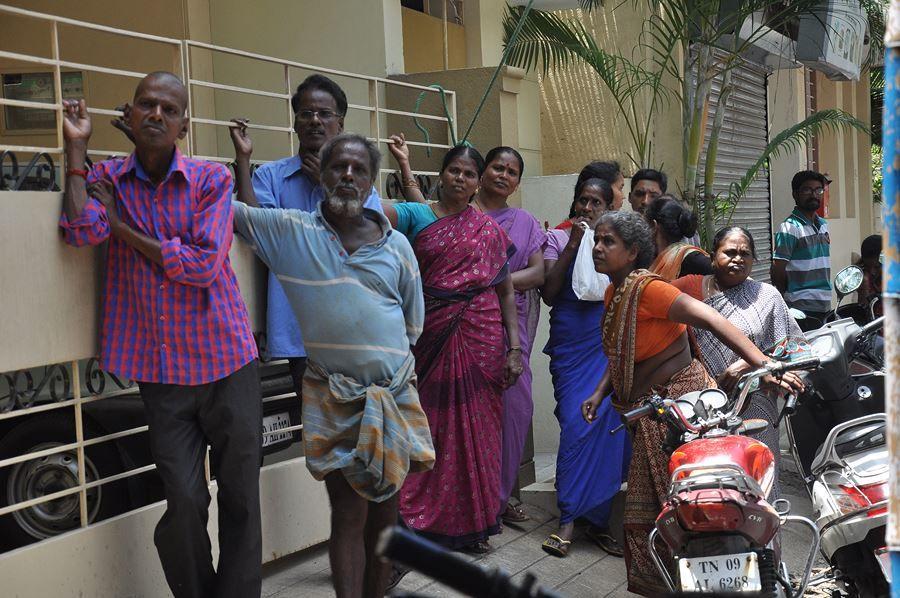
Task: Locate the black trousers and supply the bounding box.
[139,359,262,598]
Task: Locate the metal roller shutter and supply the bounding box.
[699,58,773,282]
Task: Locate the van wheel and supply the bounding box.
[0,415,128,548]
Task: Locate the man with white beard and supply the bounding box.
[231,134,434,598]
[229,75,383,412]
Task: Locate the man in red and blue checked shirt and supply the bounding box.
[59,71,261,598]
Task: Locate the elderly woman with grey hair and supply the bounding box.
[581,212,775,596]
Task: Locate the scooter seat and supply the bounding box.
[810,416,886,475]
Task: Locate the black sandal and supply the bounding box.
[586,526,624,557]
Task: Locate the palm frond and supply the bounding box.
[503,5,593,74]
[722,109,870,218]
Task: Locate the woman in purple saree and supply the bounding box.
[384,145,524,552]
[472,147,545,524]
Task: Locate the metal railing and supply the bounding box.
[0,3,457,194]
[0,3,456,550]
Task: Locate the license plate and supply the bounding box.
[678,552,762,593]
[875,548,892,583]
[262,412,293,448]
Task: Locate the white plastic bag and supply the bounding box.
[571,222,610,301]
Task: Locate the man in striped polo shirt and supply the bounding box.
[771,170,832,330]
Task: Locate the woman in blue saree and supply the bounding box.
[540,177,630,557]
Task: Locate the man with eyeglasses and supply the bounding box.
[229,74,381,398]
[771,170,831,330]
[628,168,667,214]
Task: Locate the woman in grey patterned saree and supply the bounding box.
[673,226,805,497]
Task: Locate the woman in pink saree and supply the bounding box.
[384,145,523,552]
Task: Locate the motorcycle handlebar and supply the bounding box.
[621,401,658,424]
[764,356,821,375]
[858,316,884,340]
[376,526,564,598]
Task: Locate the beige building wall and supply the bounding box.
[401,7,467,73]
[387,64,542,191]
[463,0,507,69]
[534,4,682,177]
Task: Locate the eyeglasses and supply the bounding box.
[799,186,825,196]
[296,110,340,123]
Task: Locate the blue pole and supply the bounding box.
[885,4,900,597]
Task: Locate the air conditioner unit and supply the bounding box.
[796,0,868,81]
[717,12,800,71]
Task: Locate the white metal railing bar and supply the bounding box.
[0,398,81,421]
[190,116,291,133]
[381,168,441,176]
[0,384,139,423]
[0,440,80,470]
[0,483,84,518]
[58,60,146,80]
[375,137,451,149]
[0,144,63,154]
[190,154,267,165]
[0,51,150,81]
[0,100,123,121]
[188,79,290,100]
[184,39,457,95]
[0,4,182,45]
[81,426,148,448]
[0,97,61,111]
[180,40,194,156]
[377,107,450,122]
[87,149,131,158]
[284,65,294,156]
[0,49,58,68]
[82,464,157,491]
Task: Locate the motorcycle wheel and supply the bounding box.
[834,544,889,598]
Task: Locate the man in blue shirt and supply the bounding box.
[230,75,381,394]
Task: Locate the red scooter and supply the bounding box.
[620,358,821,597]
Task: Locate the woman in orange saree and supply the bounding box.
[581,212,772,595]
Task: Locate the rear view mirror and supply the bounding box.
[834,265,863,298]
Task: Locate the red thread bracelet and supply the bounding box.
[66,168,89,179]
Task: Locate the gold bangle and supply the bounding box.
[402,179,419,189]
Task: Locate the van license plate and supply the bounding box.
[678,552,762,593]
[262,412,293,447]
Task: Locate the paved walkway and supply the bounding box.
[260,452,823,598]
[261,501,637,598]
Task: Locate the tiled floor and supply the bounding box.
[261,500,637,598]
[261,453,821,597]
